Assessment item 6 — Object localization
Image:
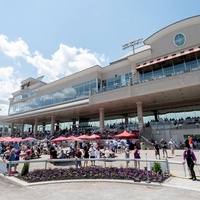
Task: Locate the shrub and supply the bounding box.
[153,162,162,174]
[21,162,30,176]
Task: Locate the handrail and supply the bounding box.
[3,157,194,178]
[140,135,153,145]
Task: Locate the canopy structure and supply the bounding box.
[77,134,90,140]
[114,130,138,139]
[51,136,68,142]
[23,137,37,141]
[3,137,12,141]
[10,137,23,142]
[0,138,6,142]
[65,136,81,141]
[1,137,23,143]
[88,134,102,140]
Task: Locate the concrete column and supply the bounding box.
[51,116,55,135]
[136,102,144,130]
[72,118,77,129]
[42,122,46,132]
[125,115,129,125]
[21,120,25,134]
[56,122,60,131]
[34,118,38,135]
[2,125,5,136]
[10,122,14,136]
[99,108,105,133]
[153,110,159,122]
[32,124,34,133]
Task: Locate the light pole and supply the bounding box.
[122,38,143,54]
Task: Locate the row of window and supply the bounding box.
[10,79,97,115]
[138,52,200,82]
[13,89,38,102]
[10,73,132,115]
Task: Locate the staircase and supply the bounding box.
[139,127,154,150]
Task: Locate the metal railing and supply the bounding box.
[0,157,195,178]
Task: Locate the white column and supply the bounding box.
[51,116,55,135]
[136,102,144,130]
[34,118,38,135]
[99,108,105,133]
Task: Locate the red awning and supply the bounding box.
[136,45,200,70]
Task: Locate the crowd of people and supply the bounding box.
[0,138,140,173]
[1,134,198,180]
[48,139,140,168]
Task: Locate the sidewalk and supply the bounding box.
[163,176,200,192]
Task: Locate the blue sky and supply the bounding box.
[0,0,199,115]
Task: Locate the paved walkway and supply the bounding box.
[1,149,200,199]
[1,175,200,200]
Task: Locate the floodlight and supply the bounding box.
[122,38,143,54]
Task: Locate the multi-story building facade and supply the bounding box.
[2,15,200,143]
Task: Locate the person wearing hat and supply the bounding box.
[2,150,10,162]
[2,150,16,174]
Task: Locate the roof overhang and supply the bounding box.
[136,45,200,70]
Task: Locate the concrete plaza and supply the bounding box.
[1,149,200,200]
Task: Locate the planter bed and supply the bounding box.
[17,166,169,183]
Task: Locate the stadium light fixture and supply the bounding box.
[122,38,143,54]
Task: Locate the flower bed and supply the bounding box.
[17,166,169,183]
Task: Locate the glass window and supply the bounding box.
[153,68,164,79]
[163,66,174,76]
[174,63,185,74]
[173,33,186,47]
[143,71,153,81]
[9,79,97,115]
[185,60,198,71]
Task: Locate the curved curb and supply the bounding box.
[3,174,200,192]
[4,175,162,187]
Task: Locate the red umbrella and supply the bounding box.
[11,137,23,142]
[77,134,90,140]
[88,134,102,140]
[114,130,138,139]
[51,136,68,142]
[0,138,6,142]
[23,137,37,141]
[65,136,81,141]
[3,137,13,142]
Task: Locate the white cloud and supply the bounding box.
[0,66,21,115]
[26,44,106,83]
[0,35,107,115]
[0,35,30,58]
